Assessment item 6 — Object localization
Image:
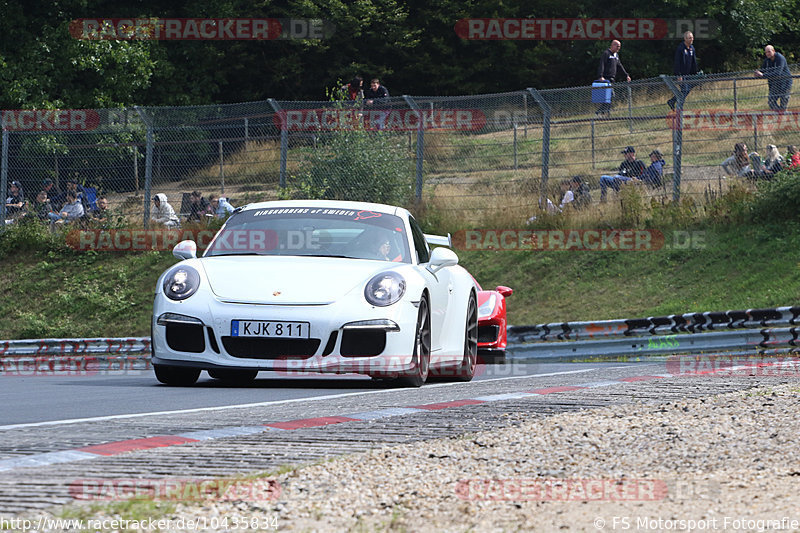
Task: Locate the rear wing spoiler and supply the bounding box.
[424,233,452,248]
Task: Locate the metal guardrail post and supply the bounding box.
[661,75,682,202]
[267,99,287,188]
[134,106,154,229]
[0,129,7,228]
[402,95,424,201]
[527,88,550,206]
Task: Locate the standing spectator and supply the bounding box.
[642,149,667,188]
[755,45,792,111]
[598,146,646,201]
[596,40,631,116]
[364,78,390,129]
[787,145,800,168]
[151,193,180,227]
[721,143,750,176]
[55,190,85,224]
[667,31,699,110]
[5,180,26,218]
[342,76,364,101]
[208,195,235,218]
[187,191,210,222]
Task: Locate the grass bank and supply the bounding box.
[0,221,797,339]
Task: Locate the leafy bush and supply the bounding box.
[748,167,800,223]
[0,218,69,258]
[283,119,413,205]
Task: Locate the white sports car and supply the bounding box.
[152,200,479,387]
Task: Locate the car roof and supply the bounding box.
[238,199,407,217]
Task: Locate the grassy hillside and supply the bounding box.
[0,221,797,339]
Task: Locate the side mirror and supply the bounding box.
[496,285,513,298]
[173,240,197,260]
[428,246,458,274]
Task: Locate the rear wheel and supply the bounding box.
[154,365,200,386]
[208,369,259,384]
[397,296,431,387]
[455,293,479,381]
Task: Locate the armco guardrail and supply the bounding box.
[508,306,800,359]
[0,338,151,374]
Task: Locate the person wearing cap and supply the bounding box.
[5,180,27,219]
[642,149,667,188]
[151,193,180,227]
[598,146,646,201]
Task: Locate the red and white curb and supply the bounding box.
[0,361,793,473]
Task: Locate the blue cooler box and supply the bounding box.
[592,81,612,104]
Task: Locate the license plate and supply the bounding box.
[231,320,310,338]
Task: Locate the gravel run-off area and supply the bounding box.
[21,380,800,532]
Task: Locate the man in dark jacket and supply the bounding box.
[364,78,390,129]
[755,45,792,111]
[667,31,699,110]
[598,146,646,201]
[596,40,631,116]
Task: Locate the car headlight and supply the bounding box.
[478,293,497,318]
[364,271,406,307]
[162,266,201,301]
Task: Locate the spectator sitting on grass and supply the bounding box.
[28,190,57,223]
[763,145,784,177]
[721,143,750,176]
[55,190,84,224]
[42,178,64,211]
[558,179,575,210]
[788,145,800,169]
[598,146,646,201]
[570,176,592,209]
[208,195,235,219]
[642,149,666,188]
[187,190,210,222]
[65,178,90,213]
[151,193,180,227]
[91,196,117,227]
[5,180,26,219]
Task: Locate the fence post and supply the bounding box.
[0,129,7,228]
[661,75,683,202]
[244,117,249,143]
[134,106,153,229]
[527,88,550,206]
[133,145,139,192]
[753,121,758,154]
[267,99,287,188]
[591,119,596,169]
[733,79,738,112]
[513,122,518,170]
[218,140,225,195]
[403,95,424,201]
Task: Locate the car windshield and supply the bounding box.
[204,206,412,263]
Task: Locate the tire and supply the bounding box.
[208,369,259,384]
[397,296,431,387]
[455,293,479,381]
[154,365,201,386]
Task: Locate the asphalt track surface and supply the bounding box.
[0,359,605,426]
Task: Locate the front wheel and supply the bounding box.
[154,365,200,386]
[397,296,431,387]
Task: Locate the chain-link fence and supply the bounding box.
[2,64,799,229]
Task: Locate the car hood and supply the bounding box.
[199,256,399,305]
